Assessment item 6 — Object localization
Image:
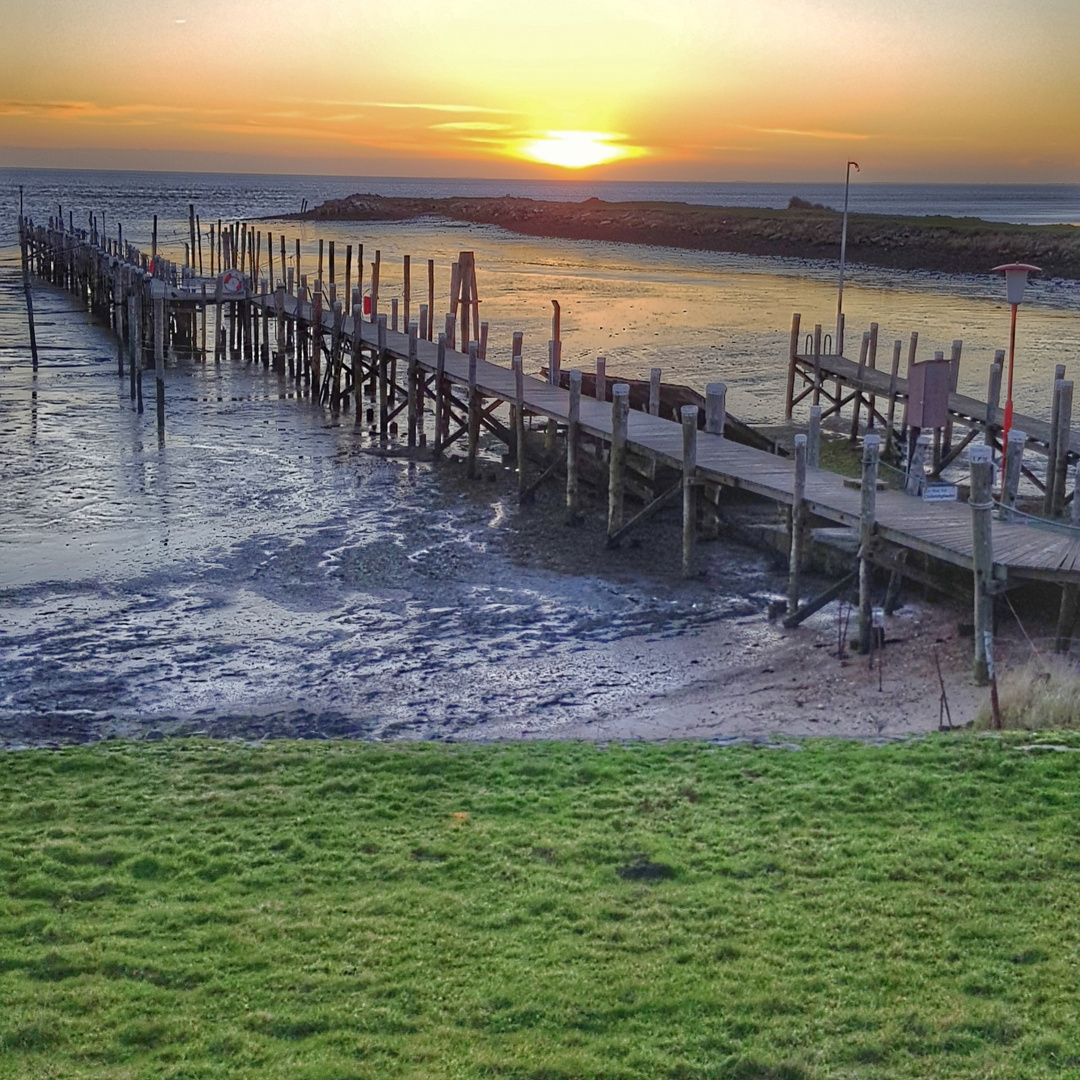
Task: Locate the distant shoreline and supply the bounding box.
[289,194,1080,279]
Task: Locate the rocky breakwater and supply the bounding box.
[296,194,1080,279]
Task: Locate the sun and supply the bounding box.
[512,130,645,170]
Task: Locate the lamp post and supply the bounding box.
[835,160,860,353]
[992,262,1041,482]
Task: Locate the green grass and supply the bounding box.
[2,736,1080,1079]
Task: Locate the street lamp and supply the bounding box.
[835,160,860,353]
[991,261,1041,474]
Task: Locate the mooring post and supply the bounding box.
[608,384,630,542]
[152,281,165,446]
[883,338,903,458]
[788,434,808,615]
[513,356,526,500]
[807,405,822,468]
[1052,380,1073,518]
[479,321,489,361]
[682,405,699,576]
[970,445,995,685]
[567,369,582,524]
[407,323,419,448]
[445,312,456,352]
[377,314,388,438]
[419,305,429,351]
[811,323,823,407]
[705,382,726,439]
[857,434,880,654]
[467,341,480,478]
[1045,375,1065,515]
[905,432,930,496]
[391,297,399,334]
[649,368,661,416]
[999,429,1025,520]
[402,254,410,331]
[849,330,870,442]
[426,259,435,340]
[985,356,1003,447]
[785,312,801,420]
[595,356,606,402]
[433,334,447,458]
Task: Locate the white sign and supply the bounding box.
[923,483,958,502]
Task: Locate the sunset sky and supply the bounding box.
[1,0,1076,180]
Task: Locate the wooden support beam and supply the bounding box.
[782,571,857,629]
[970,444,994,686]
[682,405,698,576]
[788,434,807,616]
[567,369,582,523]
[607,384,630,541]
[858,434,880,654]
[785,312,800,420]
[467,342,480,479]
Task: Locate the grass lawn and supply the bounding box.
[2,735,1079,1079]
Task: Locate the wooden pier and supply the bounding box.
[18,208,1080,682]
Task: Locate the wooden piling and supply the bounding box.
[403,255,411,331]
[705,382,726,438]
[1052,380,1073,517]
[567,369,582,523]
[152,284,166,446]
[467,342,480,478]
[785,312,801,420]
[649,368,661,416]
[427,259,435,340]
[607,384,631,542]
[378,314,388,439]
[434,334,447,458]
[811,323,823,406]
[807,405,822,468]
[407,323,419,448]
[595,356,606,402]
[858,434,880,654]
[905,433,930,496]
[514,356,526,499]
[682,405,698,577]
[479,321,489,361]
[999,429,1025,520]
[788,434,807,615]
[969,444,994,685]
[985,355,1003,447]
[849,330,870,441]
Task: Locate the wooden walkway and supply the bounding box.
[283,293,1080,586]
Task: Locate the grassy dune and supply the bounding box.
[299,195,1080,279]
[2,737,1080,1079]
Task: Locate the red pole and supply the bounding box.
[999,301,1018,495]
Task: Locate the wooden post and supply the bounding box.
[377,314,388,438]
[649,368,661,416]
[434,334,447,458]
[883,339,903,457]
[943,338,962,455]
[999,429,1025,521]
[275,286,287,373]
[849,330,870,441]
[567,369,582,523]
[857,434,880,654]
[419,305,429,350]
[785,312,801,420]
[866,322,879,428]
[403,255,411,331]
[905,432,930,496]
[807,405,822,468]
[595,356,606,401]
[371,251,380,322]
[427,259,435,339]
[985,355,1003,447]
[467,342,480,478]
[514,356,526,500]
[200,283,207,362]
[788,434,808,615]
[152,215,158,261]
[970,444,994,685]
[445,313,456,352]
[406,323,419,447]
[344,244,352,304]
[682,405,698,577]
[153,285,166,446]
[706,382,726,438]
[328,241,336,298]
[1045,376,1065,515]
[391,297,399,334]
[1059,463,1080,653]
[608,384,630,541]
[1052,380,1073,518]
[811,323,823,406]
[479,321,489,361]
